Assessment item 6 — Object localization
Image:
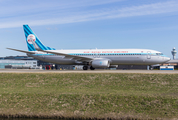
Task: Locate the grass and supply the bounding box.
[0,73,178,119]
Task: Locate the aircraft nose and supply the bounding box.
[165,57,171,61]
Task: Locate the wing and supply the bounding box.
[7,48,93,62]
[43,50,93,61]
[30,39,93,61]
[7,48,36,54]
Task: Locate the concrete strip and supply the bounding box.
[0,69,177,74]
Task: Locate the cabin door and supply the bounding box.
[147,51,151,59]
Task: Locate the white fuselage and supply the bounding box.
[28,48,170,65]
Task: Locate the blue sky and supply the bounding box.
[0,0,178,59]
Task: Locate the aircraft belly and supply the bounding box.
[108,56,164,65]
[46,56,76,64]
[29,55,76,65]
[109,56,143,65]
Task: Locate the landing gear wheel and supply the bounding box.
[90,66,95,70]
[83,66,88,70]
[149,65,153,70]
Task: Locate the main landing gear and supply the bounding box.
[83,66,88,70]
[148,65,153,70]
[83,66,95,70]
[90,66,95,70]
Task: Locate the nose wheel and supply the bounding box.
[149,65,153,70]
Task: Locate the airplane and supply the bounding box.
[7,25,170,70]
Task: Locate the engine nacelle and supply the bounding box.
[91,60,110,68]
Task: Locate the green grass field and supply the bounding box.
[0,73,178,119]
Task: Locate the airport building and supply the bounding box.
[171,47,177,60]
[0,56,39,69]
[0,55,74,70]
[0,60,38,69]
[161,60,178,69]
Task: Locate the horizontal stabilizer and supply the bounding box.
[6,48,36,54]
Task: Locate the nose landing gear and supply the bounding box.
[148,65,153,70]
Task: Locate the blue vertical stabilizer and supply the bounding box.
[23,25,56,51]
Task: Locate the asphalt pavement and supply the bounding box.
[0,69,177,74]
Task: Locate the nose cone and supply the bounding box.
[165,57,171,62]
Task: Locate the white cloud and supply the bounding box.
[0,0,123,15]
[0,0,178,29]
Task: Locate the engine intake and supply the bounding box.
[91,60,110,68]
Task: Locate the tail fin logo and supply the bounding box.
[27,34,36,44]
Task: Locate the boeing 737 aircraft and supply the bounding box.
[7,25,170,70]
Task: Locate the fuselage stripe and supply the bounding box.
[32,53,165,56]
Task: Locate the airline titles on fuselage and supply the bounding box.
[84,51,129,53]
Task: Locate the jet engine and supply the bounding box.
[91,60,110,68]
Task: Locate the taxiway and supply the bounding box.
[0,69,177,74]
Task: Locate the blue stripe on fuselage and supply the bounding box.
[32,53,162,56]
